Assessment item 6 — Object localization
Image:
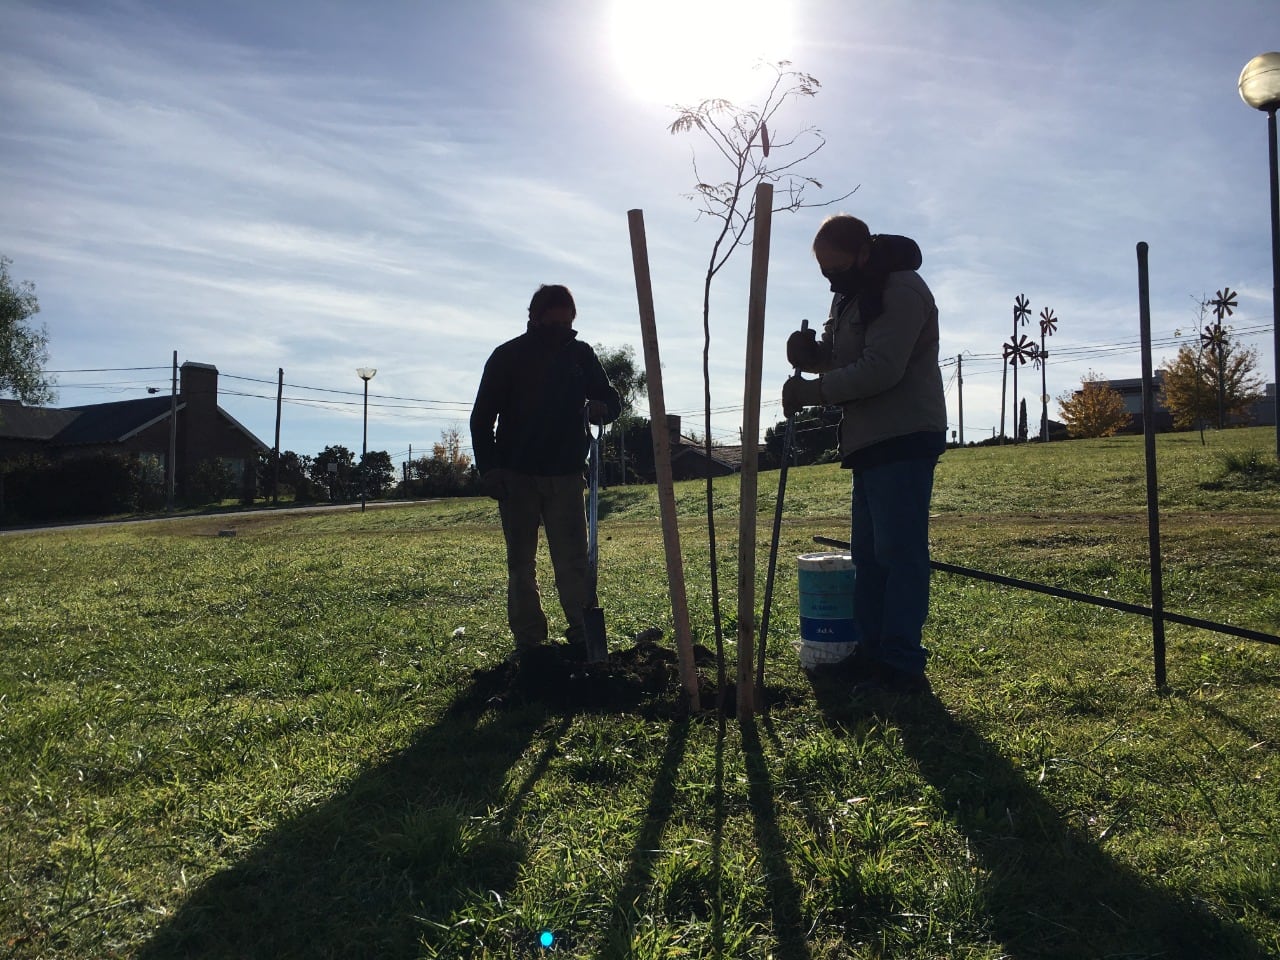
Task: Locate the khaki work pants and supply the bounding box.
[497,471,589,649]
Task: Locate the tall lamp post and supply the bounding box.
[356,367,376,512]
[1239,52,1280,460]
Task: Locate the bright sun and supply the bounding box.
[607,0,795,106]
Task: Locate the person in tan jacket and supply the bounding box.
[783,215,946,694]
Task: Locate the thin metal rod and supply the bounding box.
[1137,242,1167,688]
[812,536,1279,647]
[757,317,807,694]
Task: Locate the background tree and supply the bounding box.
[670,62,853,673]
[1057,372,1130,438]
[595,343,648,484]
[359,450,394,498]
[412,427,473,496]
[764,406,840,466]
[311,445,356,500]
[1159,342,1263,430]
[260,450,319,502]
[0,255,55,405]
[1018,398,1029,442]
[594,343,647,415]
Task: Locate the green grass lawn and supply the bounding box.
[2,428,1278,959]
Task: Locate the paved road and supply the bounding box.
[0,499,440,535]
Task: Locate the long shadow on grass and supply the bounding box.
[137,667,570,960]
[740,716,813,960]
[595,716,689,957]
[810,681,1269,959]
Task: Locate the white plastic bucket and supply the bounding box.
[797,552,858,670]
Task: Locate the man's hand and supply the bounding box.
[480,468,508,501]
[586,400,610,425]
[786,326,822,370]
[782,375,824,418]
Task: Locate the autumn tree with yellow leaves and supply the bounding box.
[1057,372,1130,438]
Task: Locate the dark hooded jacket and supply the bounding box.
[470,323,622,476]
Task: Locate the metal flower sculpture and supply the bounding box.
[1201,286,1235,428]
[1210,288,1238,322]
[1004,295,1032,441]
[1038,307,1058,440]
[1014,294,1032,326]
[1200,322,1228,352]
[1005,328,1038,441]
[1006,333,1038,365]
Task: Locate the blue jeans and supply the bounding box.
[850,456,938,676]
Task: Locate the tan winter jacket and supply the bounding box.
[809,271,947,459]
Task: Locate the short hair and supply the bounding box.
[812,215,871,255]
[528,284,577,322]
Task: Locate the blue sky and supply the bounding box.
[2,0,1275,463]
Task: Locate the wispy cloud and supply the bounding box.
[2,0,1275,453]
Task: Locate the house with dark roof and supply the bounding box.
[0,361,268,501]
[662,415,769,481]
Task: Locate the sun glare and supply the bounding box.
[607,0,794,106]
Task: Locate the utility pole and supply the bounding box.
[956,354,964,446]
[272,367,283,504]
[166,351,177,510]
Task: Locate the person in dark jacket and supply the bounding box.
[470,284,623,658]
[782,216,946,694]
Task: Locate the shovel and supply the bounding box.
[583,412,608,663]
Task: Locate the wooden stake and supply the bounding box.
[738,182,774,719]
[627,209,701,713]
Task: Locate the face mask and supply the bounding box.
[822,262,863,296]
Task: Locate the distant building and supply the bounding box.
[1097,373,1173,433]
[1082,374,1277,432]
[1244,383,1277,427]
[0,361,268,500]
[633,415,769,482]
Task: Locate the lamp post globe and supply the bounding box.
[356,368,376,512]
[1238,53,1280,460]
[1239,53,1280,112]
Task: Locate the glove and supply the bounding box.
[786,326,822,370]
[586,399,610,425]
[480,468,508,501]
[782,375,824,417]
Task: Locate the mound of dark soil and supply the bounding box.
[467,636,804,717]
[470,637,718,714]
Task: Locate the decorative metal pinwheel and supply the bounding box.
[1014,294,1032,326]
[1210,288,1237,322]
[1039,307,1057,338]
[1200,288,1234,430]
[1005,333,1037,365]
[1037,307,1058,441]
[1200,322,1228,352]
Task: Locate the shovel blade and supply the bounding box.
[583,605,608,663]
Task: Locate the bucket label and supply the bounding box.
[800,616,858,644]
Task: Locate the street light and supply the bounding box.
[356,367,376,512]
[1238,52,1280,460]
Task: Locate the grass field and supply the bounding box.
[2,428,1278,959]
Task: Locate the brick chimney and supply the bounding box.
[178,362,220,493]
[666,414,681,447]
